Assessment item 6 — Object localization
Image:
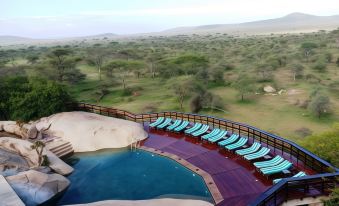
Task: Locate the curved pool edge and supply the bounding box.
[139,146,223,205]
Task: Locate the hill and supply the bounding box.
[162,13,339,35]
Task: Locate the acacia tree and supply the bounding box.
[103,60,138,89]
[308,94,331,118]
[301,42,317,62]
[87,49,106,81]
[48,49,84,83]
[173,80,194,110]
[290,64,304,81]
[233,74,255,101]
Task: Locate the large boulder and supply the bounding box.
[35,111,148,152]
[263,85,276,93]
[21,123,38,139]
[0,148,29,176]
[70,198,214,206]
[6,170,70,206]
[1,121,24,137]
[0,137,73,175]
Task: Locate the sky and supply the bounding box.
[1,0,339,38]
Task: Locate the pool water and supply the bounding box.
[56,149,212,205]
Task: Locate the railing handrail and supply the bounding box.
[74,102,337,171]
[250,172,339,205]
[70,102,339,206]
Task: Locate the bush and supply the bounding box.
[312,61,327,72]
[0,77,72,121]
[299,123,339,168]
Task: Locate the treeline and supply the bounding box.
[1,29,339,118]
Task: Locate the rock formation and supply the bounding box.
[34,111,148,152]
[6,170,70,206]
[0,137,73,175]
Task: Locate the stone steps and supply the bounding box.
[46,140,74,158]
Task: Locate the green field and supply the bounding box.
[1,30,339,141]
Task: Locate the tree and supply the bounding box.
[146,48,161,78]
[299,123,339,167]
[301,42,317,62]
[336,57,339,67]
[0,77,72,121]
[173,80,194,110]
[87,49,106,81]
[290,64,304,81]
[103,60,134,89]
[255,64,274,82]
[210,67,225,84]
[233,75,255,101]
[48,49,84,83]
[308,94,331,118]
[312,60,327,72]
[325,53,333,63]
[30,141,48,166]
[26,55,39,64]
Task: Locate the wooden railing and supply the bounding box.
[68,102,339,205]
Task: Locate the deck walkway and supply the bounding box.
[0,175,25,206]
[142,126,272,206]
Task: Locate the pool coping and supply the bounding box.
[139,145,224,205]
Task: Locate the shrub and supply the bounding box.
[299,123,339,167]
[0,77,72,121]
[312,60,327,72]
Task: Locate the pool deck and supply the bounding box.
[142,126,272,206]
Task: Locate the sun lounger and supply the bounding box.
[273,171,306,184]
[149,117,164,127]
[244,147,270,161]
[166,119,182,131]
[208,130,228,143]
[225,137,248,150]
[184,123,202,134]
[253,155,284,169]
[260,160,293,175]
[201,128,221,140]
[173,121,190,132]
[157,118,172,129]
[191,124,209,137]
[235,142,261,156]
[217,134,239,146]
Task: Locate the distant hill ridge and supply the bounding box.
[1,13,339,45]
[162,12,339,35]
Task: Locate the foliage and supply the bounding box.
[324,187,339,206]
[308,92,331,118]
[233,74,256,101]
[0,77,72,121]
[312,60,327,72]
[290,63,304,80]
[299,123,339,167]
[30,141,48,167]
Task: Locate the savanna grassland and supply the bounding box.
[1,30,339,141]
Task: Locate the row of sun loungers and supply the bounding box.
[149,117,304,179]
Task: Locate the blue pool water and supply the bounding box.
[56,149,212,205]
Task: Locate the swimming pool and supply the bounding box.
[56,149,212,205]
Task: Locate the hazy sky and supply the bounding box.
[1,0,339,38]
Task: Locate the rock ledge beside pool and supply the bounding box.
[35,111,148,152]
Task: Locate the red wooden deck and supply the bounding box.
[142,126,273,206]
